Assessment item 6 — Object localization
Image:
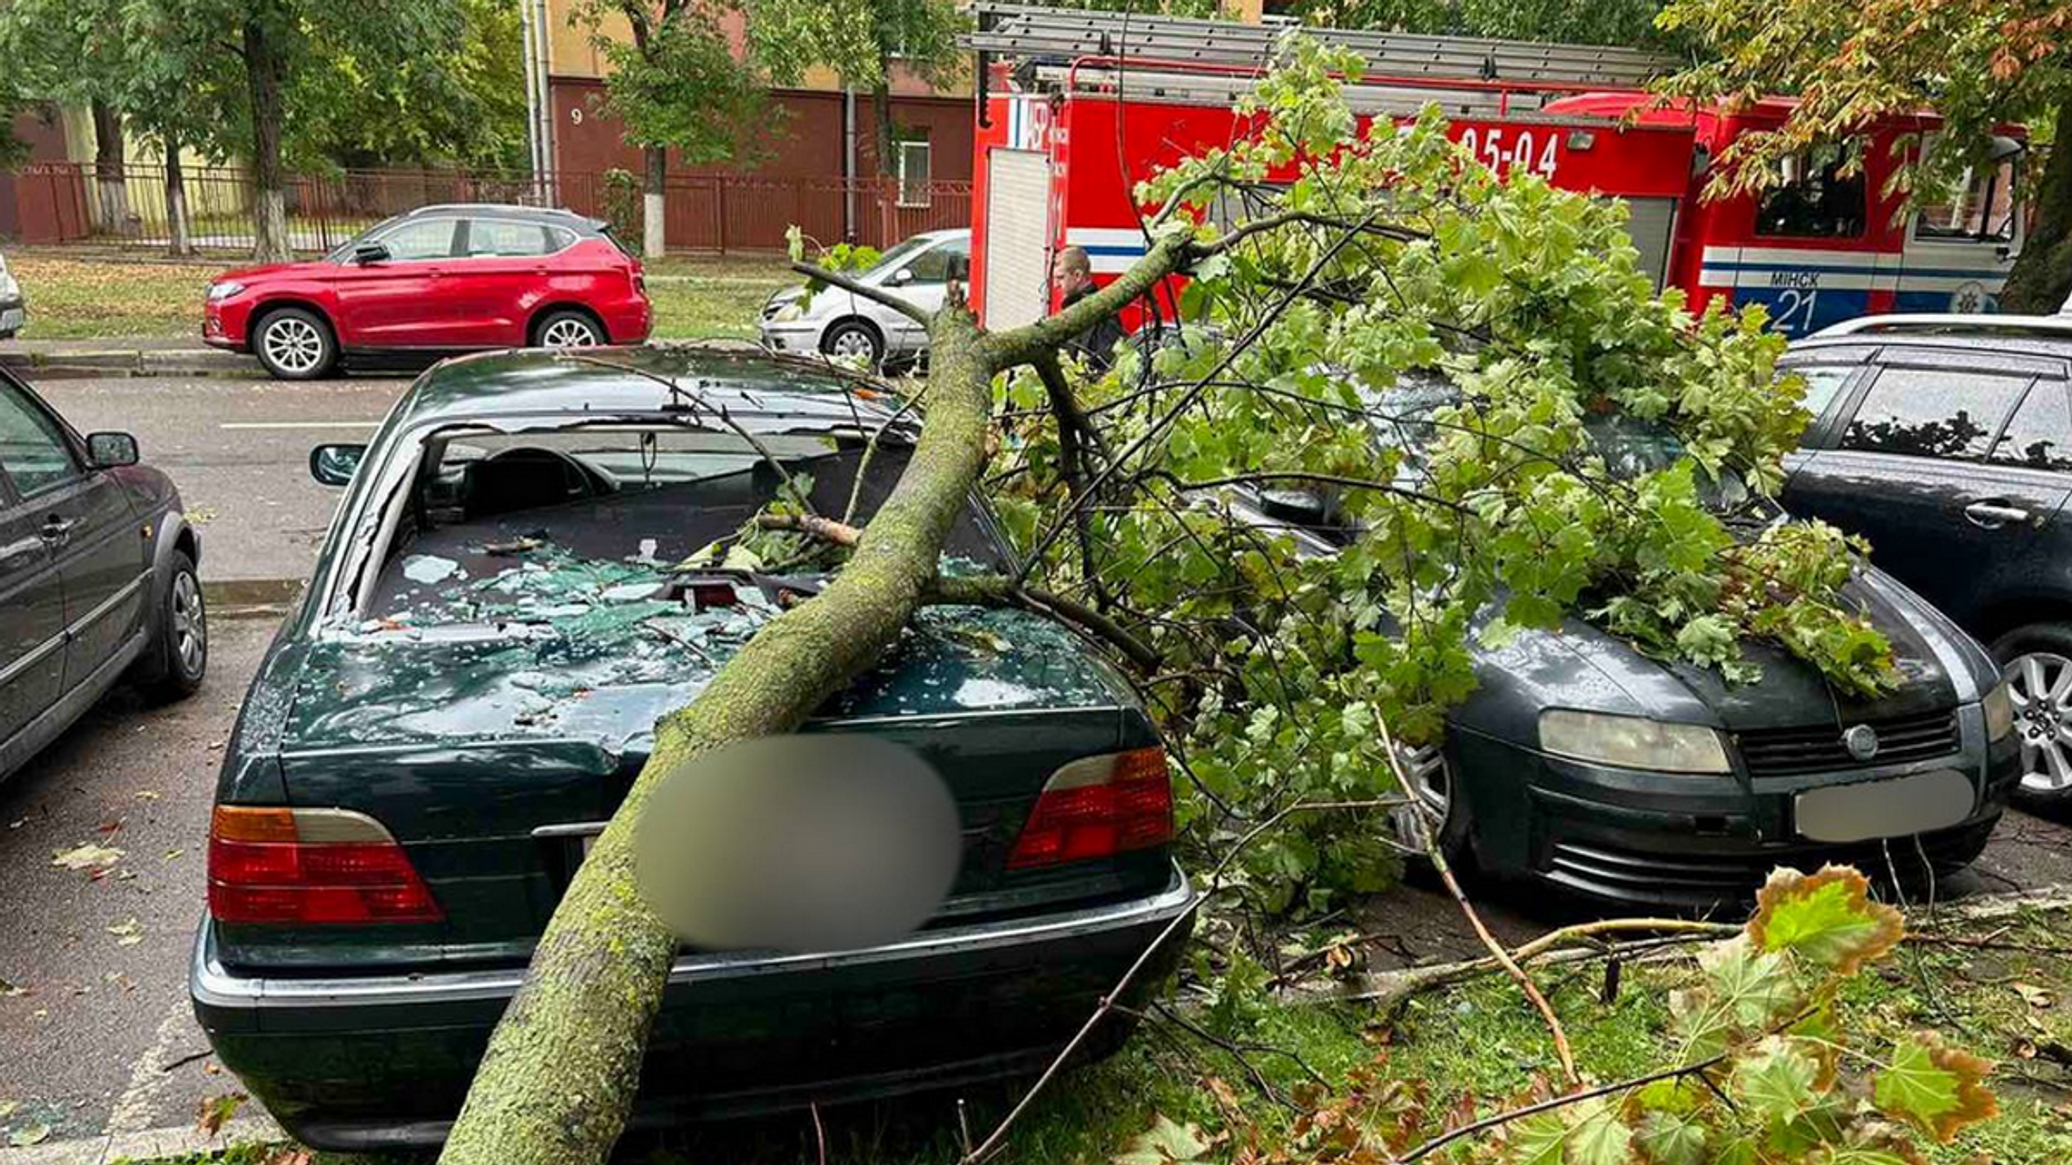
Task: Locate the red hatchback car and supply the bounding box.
[204,204,652,379]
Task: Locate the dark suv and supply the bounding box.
[1781,329,2072,805]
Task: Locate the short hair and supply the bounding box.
[1056,246,1093,277]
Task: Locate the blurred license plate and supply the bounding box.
[1795,769,1973,843]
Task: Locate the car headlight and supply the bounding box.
[207,281,245,303]
[771,301,803,323]
[1538,709,1733,774]
[1983,681,2015,743]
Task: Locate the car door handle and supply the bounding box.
[38,516,74,544]
[1964,501,2031,528]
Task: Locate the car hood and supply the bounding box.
[1454,566,1996,739]
[214,260,327,284]
[273,601,1136,758]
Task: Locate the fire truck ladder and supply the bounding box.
[963,2,1683,90]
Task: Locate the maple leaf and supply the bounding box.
[1748,866,1903,974]
[1114,1113,1218,1165]
[1872,1032,1998,1142]
[51,842,125,871]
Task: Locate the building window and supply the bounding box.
[1753,143,1867,239]
[897,140,932,208]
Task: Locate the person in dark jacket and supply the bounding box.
[1052,246,1127,370]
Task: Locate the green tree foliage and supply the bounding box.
[1658,0,2072,312]
[1290,0,1673,50]
[572,0,768,255]
[991,40,1895,910]
[741,0,965,176]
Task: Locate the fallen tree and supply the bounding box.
[441,36,1921,1165]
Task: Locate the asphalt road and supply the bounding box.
[25,373,411,586]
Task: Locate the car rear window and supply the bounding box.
[1988,381,2072,472]
[1839,366,2030,461]
[365,423,1006,624]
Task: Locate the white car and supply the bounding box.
[760,229,970,367]
[0,252,24,340]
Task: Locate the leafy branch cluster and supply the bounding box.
[1128,867,1998,1165]
[988,37,1896,910]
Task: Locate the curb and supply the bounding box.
[0,1115,286,1165]
[0,349,262,380]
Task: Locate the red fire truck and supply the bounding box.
[964,4,2025,339]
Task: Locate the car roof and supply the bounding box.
[1788,331,2072,370]
[400,203,603,230]
[397,346,908,431]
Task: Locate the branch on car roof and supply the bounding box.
[926,575,1164,675]
[789,260,934,327]
[756,512,861,547]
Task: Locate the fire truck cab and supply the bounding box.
[964,4,2024,338]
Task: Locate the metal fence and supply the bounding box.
[4,162,973,255]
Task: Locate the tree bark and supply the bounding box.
[642,144,667,259]
[164,135,192,257]
[435,229,1197,1165]
[243,19,291,264]
[2002,99,2072,314]
[873,77,898,243]
[90,99,134,237]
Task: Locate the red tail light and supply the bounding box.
[208,806,443,924]
[1008,748,1175,870]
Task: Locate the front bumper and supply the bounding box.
[202,299,247,351]
[759,321,821,353]
[1452,705,2019,907]
[192,865,1197,1150]
[0,295,24,339]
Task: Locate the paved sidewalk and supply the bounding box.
[0,338,257,379]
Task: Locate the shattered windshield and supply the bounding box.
[361,421,1006,632]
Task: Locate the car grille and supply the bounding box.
[1545,825,1991,906]
[1734,710,1960,777]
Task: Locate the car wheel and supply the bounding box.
[821,319,884,367]
[253,308,337,380]
[1389,741,1474,870]
[1989,622,2072,803]
[533,310,605,349]
[134,549,206,701]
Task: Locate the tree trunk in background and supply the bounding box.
[164,136,192,256]
[433,306,999,1165]
[91,100,134,237]
[243,19,291,263]
[2002,99,2072,314]
[873,79,898,244]
[642,144,666,259]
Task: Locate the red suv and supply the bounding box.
[203,205,652,380]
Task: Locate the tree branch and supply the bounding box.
[927,575,1163,674]
[788,260,933,327]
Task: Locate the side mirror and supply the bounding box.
[86,431,139,468]
[888,267,915,286]
[352,243,390,265]
[310,443,366,487]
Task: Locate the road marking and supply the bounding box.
[105,1000,194,1141]
[217,421,374,430]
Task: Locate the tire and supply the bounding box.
[532,309,605,349]
[1988,621,2072,805]
[251,307,337,380]
[131,549,206,702]
[820,318,884,367]
[1389,741,1475,872]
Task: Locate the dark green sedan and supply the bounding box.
[189,348,1195,1150]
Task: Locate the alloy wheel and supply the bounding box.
[539,318,601,348]
[829,328,879,363]
[170,569,206,677]
[1388,740,1451,845]
[262,316,326,374]
[2005,650,2072,793]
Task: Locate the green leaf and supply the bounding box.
[1506,1110,1567,1165]
[1566,1100,1634,1165]
[1748,866,1904,974]
[1872,1033,1997,1142]
[1731,1038,1820,1123]
[1114,1113,1215,1165]
[1634,1111,1707,1165]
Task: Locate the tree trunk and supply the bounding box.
[91,100,134,238]
[164,136,192,257]
[873,79,898,244]
[2002,99,2072,314]
[642,144,667,259]
[243,19,291,264]
[435,306,998,1165]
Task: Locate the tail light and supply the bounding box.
[1007,747,1174,870]
[208,806,444,925]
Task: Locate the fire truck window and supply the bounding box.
[1915,159,2018,243]
[1989,381,2072,472]
[1754,147,1867,239]
[1840,367,2028,461]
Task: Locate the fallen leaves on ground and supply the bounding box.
[196,1091,247,1137]
[106,917,144,946]
[51,842,125,871]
